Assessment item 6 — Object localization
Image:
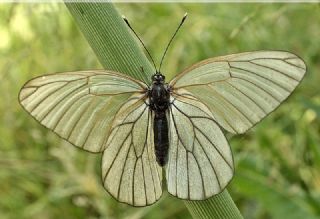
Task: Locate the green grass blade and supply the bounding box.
[185,190,243,219]
[66,2,153,84]
[65,2,243,218]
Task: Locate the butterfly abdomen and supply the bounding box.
[154,111,169,166]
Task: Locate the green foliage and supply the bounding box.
[0,3,319,219]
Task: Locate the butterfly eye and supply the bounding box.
[152,74,165,82]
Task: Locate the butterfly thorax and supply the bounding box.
[149,73,170,112]
[149,73,170,166]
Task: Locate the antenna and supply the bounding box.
[122,16,158,71]
[158,12,188,73]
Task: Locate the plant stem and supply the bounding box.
[66,2,153,84]
[185,190,243,219]
[65,2,243,219]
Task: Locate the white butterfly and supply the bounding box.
[19,14,306,206]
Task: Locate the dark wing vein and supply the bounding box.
[67,96,96,140]
[195,136,221,190]
[229,75,280,102]
[177,92,238,133]
[102,99,161,206]
[207,84,255,124]
[81,98,113,149]
[171,102,233,170]
[40,83,88,123]
[229,64,291,93]
[103,128,132,182]
[226,81,267,114]
[248,60,299,82]
[116,139,132,199]
[166,94,233,200]
[29,82,69,113]
[20,71,148,153]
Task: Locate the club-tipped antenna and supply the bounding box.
[122,15,157,71]
[158,12,188,73]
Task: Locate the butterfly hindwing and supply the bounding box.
[101,94,163,206]
[166,89,234,200]
[170,51,306,134]
[19,70,147,152]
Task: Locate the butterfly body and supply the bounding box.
[149,73,170,166]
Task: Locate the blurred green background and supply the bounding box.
[0,3,320,219]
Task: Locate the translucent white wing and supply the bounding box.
[102,94,162,206]
[170,51,306,134]
[19,70,147,152]
[166,90,234,200]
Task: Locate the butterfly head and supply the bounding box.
[152,73,165,84]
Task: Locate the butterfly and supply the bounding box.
[19,13,306,206]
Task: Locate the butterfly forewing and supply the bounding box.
[170,51,306,134]
[102,94,162,206]
[166,90,234,200]
[19,70,147,152]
